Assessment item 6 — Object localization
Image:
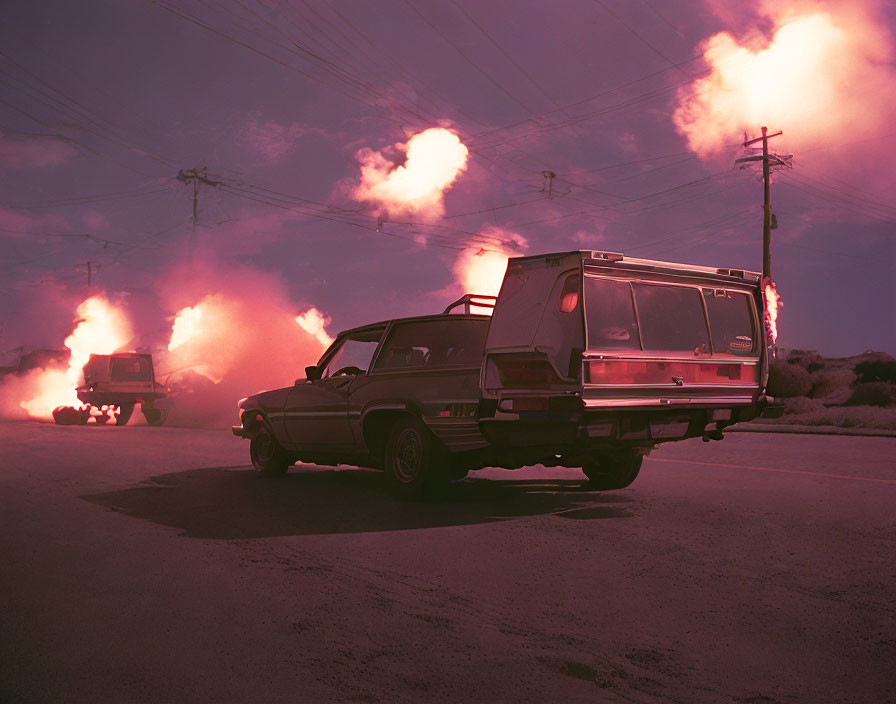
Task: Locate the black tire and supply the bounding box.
[52,406,89,426]
[141,406,167,426]
[115,403,135,426]
[250,425,290,477]
[384,417,449,499]
[582,451,643,490]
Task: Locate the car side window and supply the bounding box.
[374,319,489,371]
[321,331,383,377]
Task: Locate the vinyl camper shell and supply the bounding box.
[478,250,777,464]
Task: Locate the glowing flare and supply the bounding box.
[168,305,204,351]
[764,280,781,344]
[352,127,469,220]
[673,10,894,156]
[20,295,132,418]
[295,307,334,347]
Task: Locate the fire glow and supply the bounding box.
[20,295,132,418]
[453,231,527,314]
[166,298,226,383]
[168,304,204,351]
[352,127,469,220]
[673,7,895,156]
[764,280,781,344]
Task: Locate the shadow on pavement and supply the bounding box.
[81,465,635,539]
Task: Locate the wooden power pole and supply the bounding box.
[177,167,222,234]
[735,127,790,281]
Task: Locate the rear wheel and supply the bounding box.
[141,404,167,426]
[116,403,135,426]
[385,417,449,499]
[250,426,290,477]
[582,450,643,490]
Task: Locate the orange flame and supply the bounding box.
[20,295,132,418]
[764,280,781,344]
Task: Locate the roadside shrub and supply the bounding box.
[854,360,896,384]
[767,361,811,398]
[844,382,896,407]
[786,349,825,372]
[783,396,825,415]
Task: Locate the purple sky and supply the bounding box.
[1,0,894,359]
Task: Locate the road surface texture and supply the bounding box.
[1,421,893,704]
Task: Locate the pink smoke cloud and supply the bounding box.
[0,132,75,169]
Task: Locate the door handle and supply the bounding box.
[672,376,684,386]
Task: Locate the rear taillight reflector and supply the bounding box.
[586,360,758,386]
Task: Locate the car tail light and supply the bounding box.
[485,355,566,390]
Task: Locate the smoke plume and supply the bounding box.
[157,261,330,427]
[352,127,469,221]
[673,2,896,161]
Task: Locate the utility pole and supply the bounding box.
[735,128,792,358]
[177,167,222,235]
[735,127,790,280]
[87,260,92,288]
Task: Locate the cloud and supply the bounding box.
[238,114,322,161]
[0,132,75,169]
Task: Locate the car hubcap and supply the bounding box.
[394,429,421,483]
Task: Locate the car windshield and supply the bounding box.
[110,356,151,381]
[322,330,383,377]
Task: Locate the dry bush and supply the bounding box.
[768,361,811,397]
[786,349,825,372]
[808,368,854,402]
[844,382,896,407]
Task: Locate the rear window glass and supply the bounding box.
[110,356,151,382]
[375,319,490,371]
[703,289,757,355]
[632,283,710,352]
[584,277,641,350]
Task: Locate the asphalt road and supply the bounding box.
[0,421,893,704]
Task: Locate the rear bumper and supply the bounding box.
[480,402,767,448]
[231,424,247,438]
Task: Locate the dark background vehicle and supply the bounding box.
[53,353,168,426]
[234,251,782,497]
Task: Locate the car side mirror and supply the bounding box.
[305,365,322,381]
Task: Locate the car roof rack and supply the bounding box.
[443,294,497,314]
